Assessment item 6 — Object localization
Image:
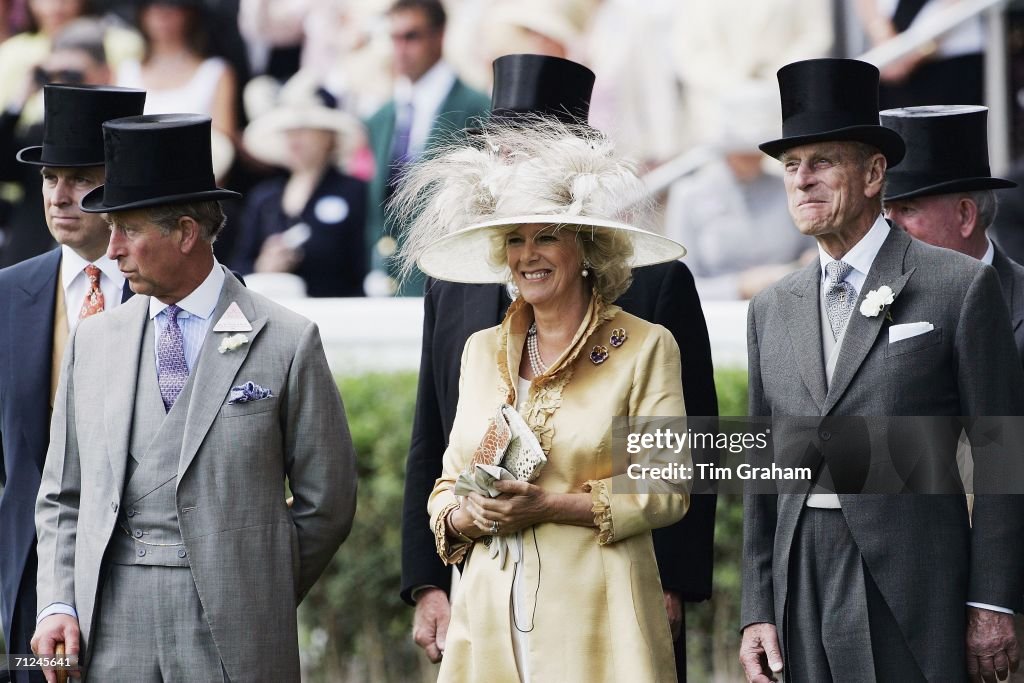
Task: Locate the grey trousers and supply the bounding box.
[784,507,925,683]
[85,565,228,683]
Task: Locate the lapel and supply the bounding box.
[779,259,828,411]
[178,269,268,478]
[9,249,62,468]
[375,101,397,162]
[991,247,1023,334]
[103,294,149,501]
[822,229,915,415]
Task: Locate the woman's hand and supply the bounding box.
[254,234,302,273]
[464,480,550,535]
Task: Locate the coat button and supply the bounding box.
[137,548,146,557]
[126,508,137,518]
[177,549,187,558]
[133,530,144,538]
[820,430,831,441]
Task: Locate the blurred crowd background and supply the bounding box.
[3,0,1024,303]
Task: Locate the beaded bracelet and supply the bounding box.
[446,508,474,544]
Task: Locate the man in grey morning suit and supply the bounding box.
[880,105,1024,364]
[30,114,356,682]
[739,59,1024,682]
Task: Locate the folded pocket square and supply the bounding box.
[227,381,273,404]
[888,322,934,344]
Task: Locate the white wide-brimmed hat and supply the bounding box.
[393,117,685,284]
[243,71,366,171]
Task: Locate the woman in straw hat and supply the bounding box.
[396,118,689,682]
[233,72,368,296]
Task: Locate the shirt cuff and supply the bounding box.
[966,601,1014,615]
[411,585,443,603]
[37,602,78,623]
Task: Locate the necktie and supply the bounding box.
[391,100,415,165]
[78,264,105,319]
[824,260,857,340]
[386,101,415,199]
[157,305,189,411]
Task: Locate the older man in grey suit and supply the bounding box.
[880,105,1024,363]
[739,59,1024,683]
[30,113,357,682]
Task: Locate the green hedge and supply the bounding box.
[299,368,750,682]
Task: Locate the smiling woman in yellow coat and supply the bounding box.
[395,118,691,682]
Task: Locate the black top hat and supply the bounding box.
[880,105,1016,201]
[16,85,146,167]
[81,113,241,213]
[489,54,595,125]
[759,58,906,166]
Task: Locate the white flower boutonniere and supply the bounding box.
[860,285,895,320]
[218,333,249,354]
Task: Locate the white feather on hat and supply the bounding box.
[392,117,685,284]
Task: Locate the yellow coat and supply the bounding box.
[428,295,689,682]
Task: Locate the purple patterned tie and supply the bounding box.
[157,304,188,411]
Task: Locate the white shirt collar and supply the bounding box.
[149,261,226,321]
[60,244,124,292]
[817,215,891,282]
[395,60,456,110]
[981,237,995,265]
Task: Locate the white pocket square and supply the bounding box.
[888,322,934,344]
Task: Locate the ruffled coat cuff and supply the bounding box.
[433,501,473,565]
[583,479,614,545]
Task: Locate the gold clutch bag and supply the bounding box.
[471,404,547,482]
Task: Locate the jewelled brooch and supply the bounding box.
[590,345,609,365]
[609,328,627,348]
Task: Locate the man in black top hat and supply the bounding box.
[0,84,144,683]
[880,105,1024,362]
[0,18,115,267]
[741,58,1024,682]
[400,54,719,681]
[30,113,356,682]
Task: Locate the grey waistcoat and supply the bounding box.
[108,318,196,567]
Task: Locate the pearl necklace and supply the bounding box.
[526,323,548,376]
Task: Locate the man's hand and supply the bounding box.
[966,606,1020,683]
[664,590,683,641]
[739,622,784,683]
[31,614,81,683]
[412,588,450,664]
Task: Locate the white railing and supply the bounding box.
[641,0,1014,193]
[271,297,751,375]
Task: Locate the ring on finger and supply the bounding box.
[490,520,499,534]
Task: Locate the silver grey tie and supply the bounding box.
[824,260,856,340]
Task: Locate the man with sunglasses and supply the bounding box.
[364,0,489,296]
[0,19,112,267]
